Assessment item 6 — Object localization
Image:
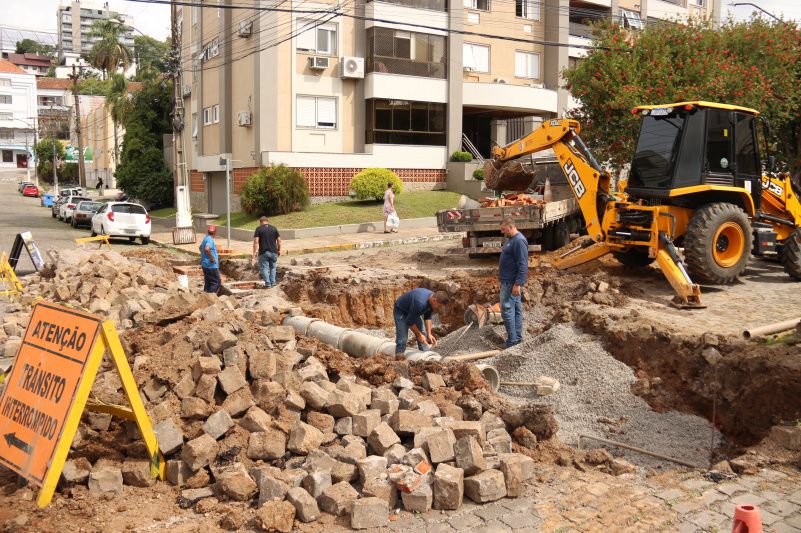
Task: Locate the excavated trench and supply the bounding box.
[216,255,796,448]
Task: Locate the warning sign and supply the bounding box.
[0,303,101,484]
[0,301,164,507]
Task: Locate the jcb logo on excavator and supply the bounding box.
[761,176,784,197]
[563,159,586,199]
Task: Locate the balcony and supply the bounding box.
[367,0,447,11]
[367,56,447,79]
[569,22,594,38]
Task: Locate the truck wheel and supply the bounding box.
[684,202,752,284]
[543,224,569,251]
[612,248,655,268]
[780,228,801,280]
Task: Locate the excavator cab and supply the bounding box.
[627,102,761,215]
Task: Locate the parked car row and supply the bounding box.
[18,181,39,197]
[20,182,152,245]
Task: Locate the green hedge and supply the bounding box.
[472,168,484,181]
[450,151,473,162]
[240,164,310,215]
[349,168,403,201]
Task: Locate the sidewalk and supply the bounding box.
[150,225,463,257]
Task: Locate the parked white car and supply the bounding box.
[91,202,152,244]
[58,195,91,222]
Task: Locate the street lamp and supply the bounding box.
[7,117,38,186]
[732,3,781,21]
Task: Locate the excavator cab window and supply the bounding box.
[629,109,685,189]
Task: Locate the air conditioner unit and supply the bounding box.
[237,111,252,126]
[309,56,329,70]
[463,66,474,72]
[182,84,192,96]
[340,56,364,79]
[238,20,253,37]
[494,78,507,84]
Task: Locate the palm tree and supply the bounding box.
[87,20,132,79]
[107,73,131,167]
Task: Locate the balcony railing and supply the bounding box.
[569,22,594,38]
[367,0,447,12]
[367,56,447,79]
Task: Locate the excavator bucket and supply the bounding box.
[483,159,538,192]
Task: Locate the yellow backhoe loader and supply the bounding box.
[484,101,801,307]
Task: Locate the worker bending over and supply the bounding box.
[498,216,528,347]
[393,288,450,356]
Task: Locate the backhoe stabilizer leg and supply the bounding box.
[553,241,612,270]
[655,234,704,309]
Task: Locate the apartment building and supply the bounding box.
[0,60,37,172]
[179,0,720,213]
[56,0,135,58]
[36,77,73,141]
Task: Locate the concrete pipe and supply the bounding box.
[340,330,388,358]
[742,318,801,339]
[405,350,443,362]
[475,363,500,392]
[307,320,350,350]
[283,315,318,336]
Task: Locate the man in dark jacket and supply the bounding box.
[393,288,450,356]
[498,216,528,347]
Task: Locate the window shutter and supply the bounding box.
[528,53,539,79]
[463,44,475,70]
[296,96,316,127]
[317,97,336,128]
[527,0,539,19]
[296,20,316,51]
[514,52,526,77]
[475,44,489,72]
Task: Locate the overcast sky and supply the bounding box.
[1,0,799,41]
[3,0,171,40]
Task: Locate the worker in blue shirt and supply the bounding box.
[498,216,528,347]
[393,288,450,356]
[200,225,221,293]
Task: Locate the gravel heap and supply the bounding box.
[435,324,506,357]
[484,323,720,469]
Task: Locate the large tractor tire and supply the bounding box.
[684,202,752,284]
[543,223,570,251]
[780,228,801,280]
[613,248,655,268]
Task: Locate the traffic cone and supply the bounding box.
[731,504,764,533]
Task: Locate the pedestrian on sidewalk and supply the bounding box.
[96,177,103,190]
[393,288,449,356]
[498,216,528,348]
[383,182,399,234]
[252,216,282,288]
[200,225,221,293]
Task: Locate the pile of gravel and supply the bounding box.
[484,323,719,469]
[434,324,506,356]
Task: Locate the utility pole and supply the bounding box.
[69,65,87,188]
[32,118,38,187]
[51,105,59,195]
[171,0,193,232]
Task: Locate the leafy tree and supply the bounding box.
[115,81,173,207]
[15,38,55,57]
[35,136,65,166]
[87,20,132,79]
[107,73,131,166]
[563,18,801,174]
[240,165,310,215]
[133,35,170,81]
[77,77,111,96]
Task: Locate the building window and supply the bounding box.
[296,96,337,129]
[366,28,447,79]
[203,107,212,126]
[213,105,220,124]
[296,20,337,55]
[0,129,12,140]
[515,0,539,20]
[0,95,11,105]
[568,56,583,70]
[0,79,10,87]
[0,112,12,120]
[463,0,490,11]
[463,43,489,73]
[366,99,446,146]
[2,150,12,163]
[514,51,540,79]
[621,9,644,29]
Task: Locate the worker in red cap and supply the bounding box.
[200,225,220,293]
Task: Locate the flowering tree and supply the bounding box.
[564,18,801,174]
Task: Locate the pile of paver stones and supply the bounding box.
[3,250,542,531]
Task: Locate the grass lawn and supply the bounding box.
[149,206,178,217]
[233,190,461,230]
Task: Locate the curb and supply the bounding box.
[150,232,463,258]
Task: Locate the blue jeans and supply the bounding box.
[500,282,523,346]
[393,306,430,356]
[258,251,278,285]
[202,267,221,294]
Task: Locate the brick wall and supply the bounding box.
[190,171,205,192]
[294,168,446,196]
[232,167,260,194]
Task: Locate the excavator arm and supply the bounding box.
[486,118,613,243]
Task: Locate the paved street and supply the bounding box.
[0,177,150,275]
